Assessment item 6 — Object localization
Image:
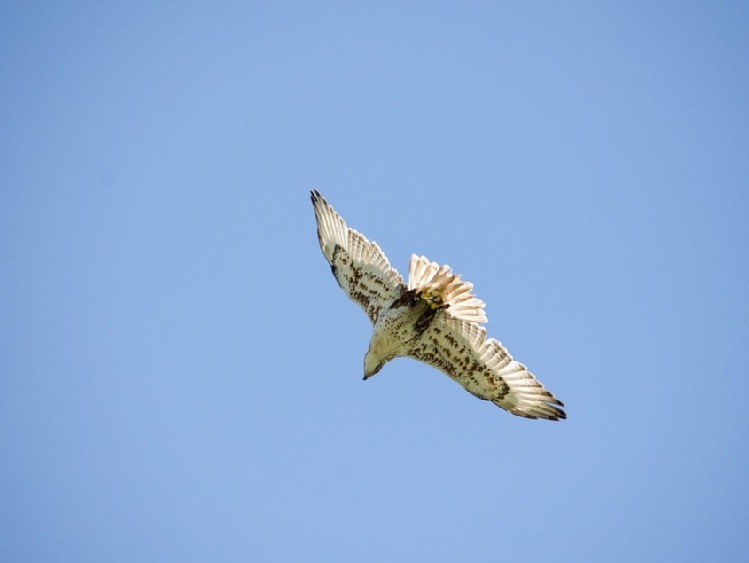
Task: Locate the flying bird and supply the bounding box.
[310,190,565,421]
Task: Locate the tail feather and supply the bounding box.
[408,254,487,324]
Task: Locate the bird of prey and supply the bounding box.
[310,190,565,421]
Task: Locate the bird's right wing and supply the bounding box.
[311,190,405,324]
[409,314,566,421]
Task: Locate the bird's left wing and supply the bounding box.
[311,190,405,324]
[409,314,566,421]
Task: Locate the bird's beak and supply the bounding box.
[363,363,383,380]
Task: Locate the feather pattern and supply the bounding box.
[409,315,565,420]
[311,189,404,323]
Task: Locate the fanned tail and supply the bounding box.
[407,254,487,324]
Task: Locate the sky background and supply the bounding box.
[2,2,748,562]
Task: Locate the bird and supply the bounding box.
[310,190,566,421]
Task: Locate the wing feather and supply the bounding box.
[408,315,566,421]
[311,190,404,323]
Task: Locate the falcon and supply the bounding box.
[310,190,566,421]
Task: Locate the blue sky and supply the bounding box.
[2,2,748,561]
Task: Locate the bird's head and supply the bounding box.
[363,335,389,380]
[363,350,386,380]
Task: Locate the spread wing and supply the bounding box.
[408,314,566,420]
[311,190,405,324]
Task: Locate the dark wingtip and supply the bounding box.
[550,406,567,421]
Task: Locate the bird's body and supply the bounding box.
[364,288,435,378]
[311,190,566,421]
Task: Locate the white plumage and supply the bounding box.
[311,190,565,421]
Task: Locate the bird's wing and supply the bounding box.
[408,314,566,420]
[311,190,405,324]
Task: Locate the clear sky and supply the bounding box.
[2,2,748,562]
